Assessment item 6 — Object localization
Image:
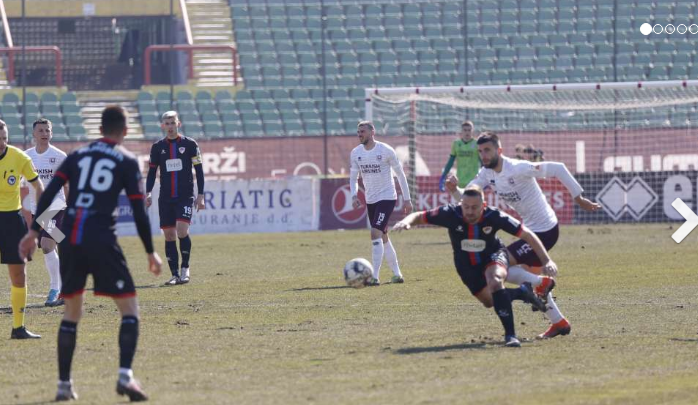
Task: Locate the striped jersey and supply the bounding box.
[423,204,522,268]
[148,135,202,200]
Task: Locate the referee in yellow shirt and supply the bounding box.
[0,120,44,339]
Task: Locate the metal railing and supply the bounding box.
[0,46,63,87]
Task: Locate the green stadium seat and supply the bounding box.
[3,93,19,104]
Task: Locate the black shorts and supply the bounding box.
[507,224,559,267]
[32,209,65,245]
[159,195,195,229]
[0,210,27,265]
[455,249,509,295]
[366,200,396,233]
[59,240,136,298]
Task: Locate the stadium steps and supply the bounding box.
[184,0,237,87]
[78,98,144,139]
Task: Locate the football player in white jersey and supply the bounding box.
[447,132,600,338]
[25,118,68,306]
[349,121,413,285]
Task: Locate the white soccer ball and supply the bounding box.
[344,258,373,288]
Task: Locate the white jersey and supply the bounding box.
[25,145,67,214]
[469,157,559,233]
[349,141,410,204]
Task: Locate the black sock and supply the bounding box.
[119,316,139,370]
[179,236,192,268]
[506,287,528,303]
[165,241,179,276]
[492,289,516,337]
[57,320,78,382]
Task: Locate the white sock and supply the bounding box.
[545,293,565,323]
[44,250,61,291]
[505,265,541,286]
[118,368,133,379]
[383,239,402,277]
[371,238,384,279]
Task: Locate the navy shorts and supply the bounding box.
[59,239,136,298]
[159,195,195,229]
[366,200,396,233]
[507,224,559,267]
[0,210,27,264]
[455,248,510,295]
[32,209,65,245]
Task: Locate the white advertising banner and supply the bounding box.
[143,178,320,234]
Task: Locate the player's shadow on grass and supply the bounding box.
[670,338,698,343]
[394,342,492,354]
[0,302,46,314]
[289,286,354,291]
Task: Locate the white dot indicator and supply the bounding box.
[640,23,652,35]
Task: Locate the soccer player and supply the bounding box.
[448,132,601,338]
[0,120,44,339]
[25,118,68,306]
[19,106,162,401]
[393,186,556,347]
[349,121,412,285]
[145,111,205,286]
[438,120,480,192]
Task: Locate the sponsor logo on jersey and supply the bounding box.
[483,226,492,234]
[161,150,166,154]
[331,184,366,224]
[455,225,464,232]
[460,239,486,252]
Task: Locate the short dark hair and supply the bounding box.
[476,131,500,147]
[461,120,473,129]
[33,118,52,129]
[101,105,127,135]
[462,185,484,200]
[0,119,6,130]
[357,121,375,131]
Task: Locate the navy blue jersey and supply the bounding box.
[148,135,202,200]
[423,205,523,268]
[52,139,145,245]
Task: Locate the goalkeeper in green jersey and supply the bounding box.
[438,121,481,191]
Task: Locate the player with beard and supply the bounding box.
[447,132,600,338]
[393,186,555,347]
[349,121,413,285]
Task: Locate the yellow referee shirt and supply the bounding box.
[0,145,39,212]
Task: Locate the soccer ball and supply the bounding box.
[343,258,373,288]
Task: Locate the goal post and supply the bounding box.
[365,80,698,223]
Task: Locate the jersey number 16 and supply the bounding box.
[75,157,116,208]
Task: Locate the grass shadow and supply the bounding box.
[669,338,698,343]
[288,286,354,292]
[394,342,495,354]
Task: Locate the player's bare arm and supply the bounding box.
[574,195,601,212]
[392,211,427,232]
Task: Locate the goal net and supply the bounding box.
[366,80,698,224]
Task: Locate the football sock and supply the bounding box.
[371,238,384,279]
[165,241,179,276]
[383,239,402,277]
[45,249,62,291]
[11,286,27,328]
[545,293,565,324]
[179,235,191,268]
[119,316,139,370]
[492,289,516,337]
[506,287,528,303]
[57,320,78,382]
[506,265,542,286]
